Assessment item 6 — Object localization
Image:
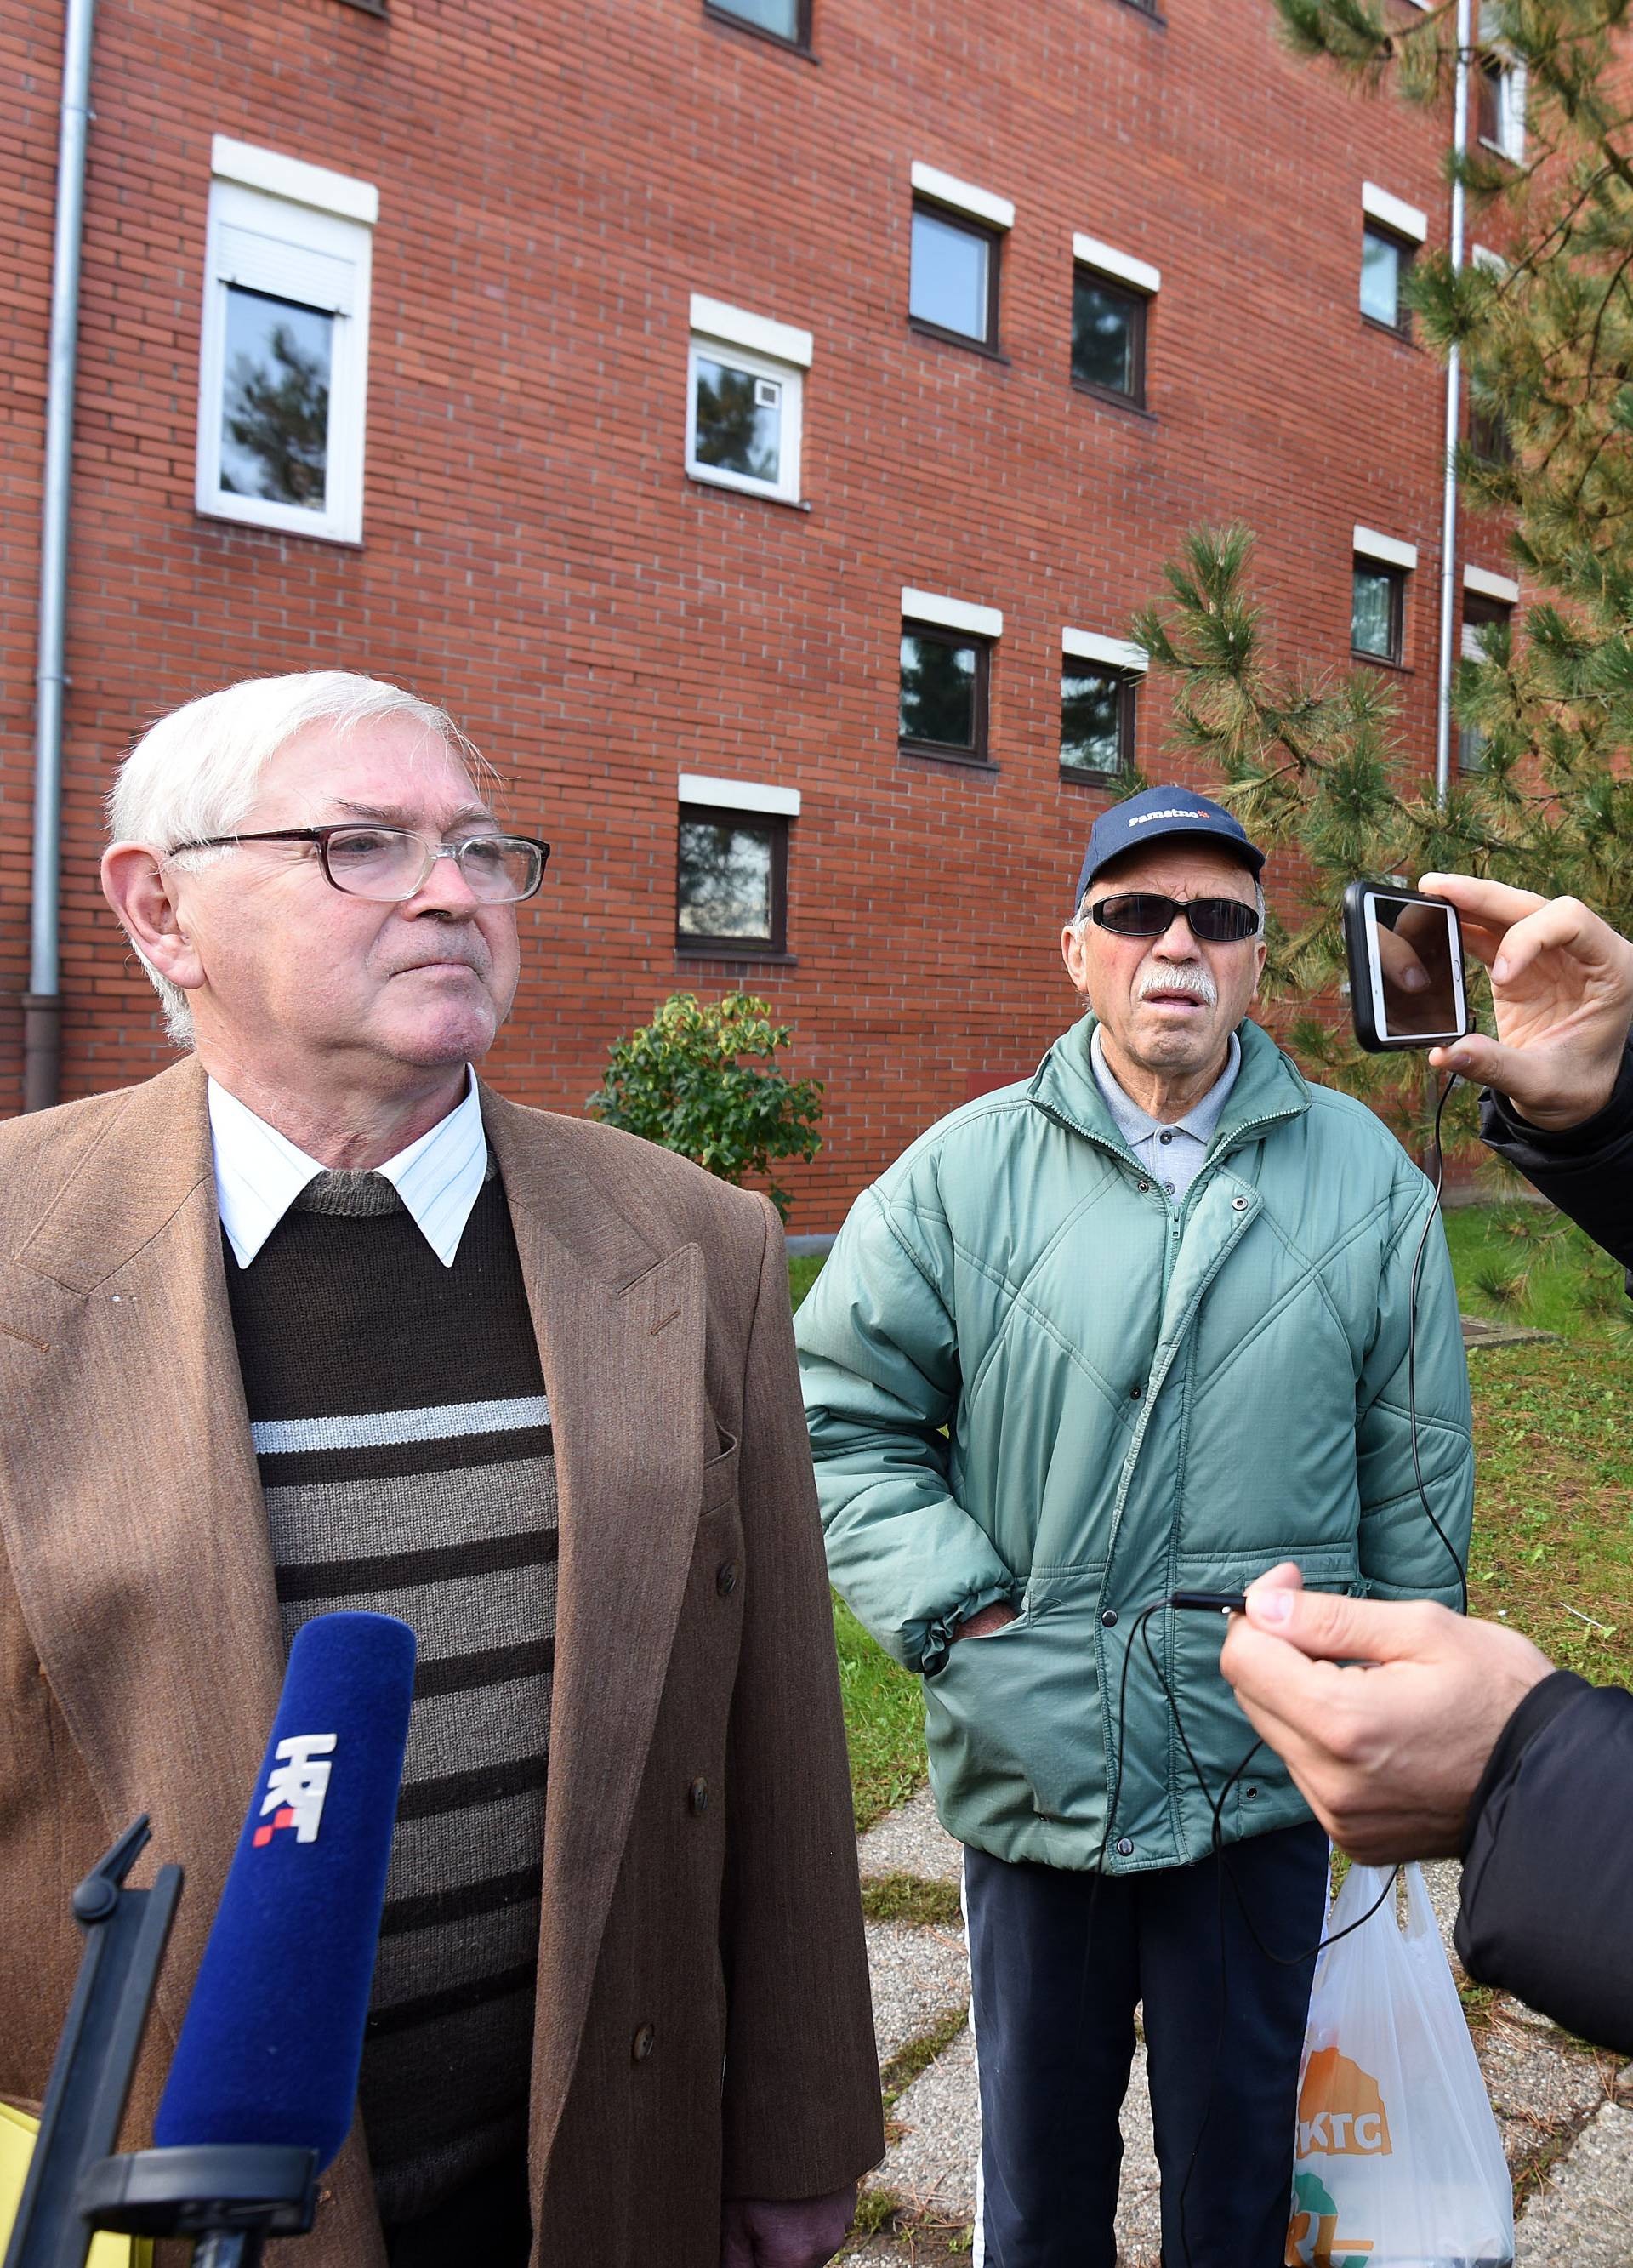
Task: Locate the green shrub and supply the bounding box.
[587,991,822,1221]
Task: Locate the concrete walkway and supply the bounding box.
[844,1785,1633,2266]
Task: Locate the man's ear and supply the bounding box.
[1062,922,1090,994]
[101,843,207,994]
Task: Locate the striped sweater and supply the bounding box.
[225,1164,554,2226]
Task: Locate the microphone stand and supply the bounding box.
[3,1818,180,2268]
[0,1813,321,2268]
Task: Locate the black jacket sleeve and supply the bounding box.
[1455,1670,1633,2053]
[1479,1042,1633,1279]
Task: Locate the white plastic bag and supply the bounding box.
[1285,1861,1514,2268]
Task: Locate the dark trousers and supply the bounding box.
[382,2149,532,2267]
[965,1824,1329,2268]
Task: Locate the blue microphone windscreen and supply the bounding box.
[154,1610,416,2169]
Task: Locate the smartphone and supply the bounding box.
[1342,880,1471,1053]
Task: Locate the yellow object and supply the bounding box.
[0,2100,151,2267]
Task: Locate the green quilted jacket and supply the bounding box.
[796,1017,1474,1873]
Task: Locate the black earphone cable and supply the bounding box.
[1408,1071,1469,1616]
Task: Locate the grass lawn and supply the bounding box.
[794,1207,1633,1825]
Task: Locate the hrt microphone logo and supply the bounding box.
[253,1732,338,1846]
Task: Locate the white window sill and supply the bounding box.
[686,469,811,511]
[194,505,364,549]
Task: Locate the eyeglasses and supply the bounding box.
[1089,892,1261,943]
[167,825,551,904]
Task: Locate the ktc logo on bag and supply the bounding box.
[1296,2046,1392,2157]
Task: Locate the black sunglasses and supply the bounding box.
[1089,892,1261,943]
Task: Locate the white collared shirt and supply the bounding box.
[208,1072,489,1269]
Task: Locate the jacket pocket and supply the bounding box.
[924,1591,1096,1849]
[701,1430,740,1515]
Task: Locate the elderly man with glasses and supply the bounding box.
[0,673,880,2268]
[796,787,1473,2268]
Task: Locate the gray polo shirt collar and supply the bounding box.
[1090,1025,1242,1202]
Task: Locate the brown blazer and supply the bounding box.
[0,1058,883,2266]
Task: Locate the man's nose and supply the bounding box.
[404,846,481,918]
[1153,911,1198,956]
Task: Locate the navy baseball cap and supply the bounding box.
[1072,786,1265,914]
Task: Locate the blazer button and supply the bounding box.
[716,1560,740,1598]
[688,1776,708,1816]
[632,2024,656,2062]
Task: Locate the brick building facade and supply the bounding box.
[3,0,1519,1224]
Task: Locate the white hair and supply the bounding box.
[107,671,490,1048]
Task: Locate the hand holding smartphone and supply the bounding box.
[1342,881,1472,1052]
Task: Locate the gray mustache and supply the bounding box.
[1135,961,1218,1007]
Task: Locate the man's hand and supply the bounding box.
[950,1601,1020,1641]
[720,2188,859,2268]
[1417,873,1633,1128]
[1219,1564,1553,1864]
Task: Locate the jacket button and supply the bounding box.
[716,1560,740,1597]
[1101,1610,1118,1627]
[1129,1385,1141,1399]
[687,1776,708,1815]
[632,2024,655,2062]
[1115,1837,1135,1857]
[1232,1195,1249,1211]
[1244,1785,1260,1801]
[1137,1179,1152,1194]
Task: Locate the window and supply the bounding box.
[1351,529,1415,665]
[196,140,376,544]
[1477,54,1526,159]
[705,0,808,46]
[899,590,1001,762]
[1458,582,1515,772]
[908,166,1012,351]
[911,203,1000,348]
[1352,564,1405,663]
[1360,225,1414,332]
[674,776,799,955]
[686,297,810,505]
[900,628,988,756]
[1469,380,1513,465]
[1070,236,1159,407]
[1060,630,1146,778]
[1072,272,1146,402]
[1358,185,1425,336]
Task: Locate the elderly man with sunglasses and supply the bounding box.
[0,674,881,2268]
[797,787,1471,2268]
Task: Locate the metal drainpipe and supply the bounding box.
[1433,0,1475,811]
[23,0,97,1113]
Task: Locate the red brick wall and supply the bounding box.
[1,0,1499,1223]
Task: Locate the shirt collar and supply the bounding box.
[208,1071,488,1269]
[1090,1025,1243,1152]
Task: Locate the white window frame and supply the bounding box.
[1477,6,1528,162]
[196,143,375,544]
[1071,234,1160,298]
[686,301,808,507]
[901,586,1003,640]
[1353,525,1418,573]
[909,162,1015,234]
[1464,564,1520,606]
[678,772,801,818]
[1360,183,1427,246]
